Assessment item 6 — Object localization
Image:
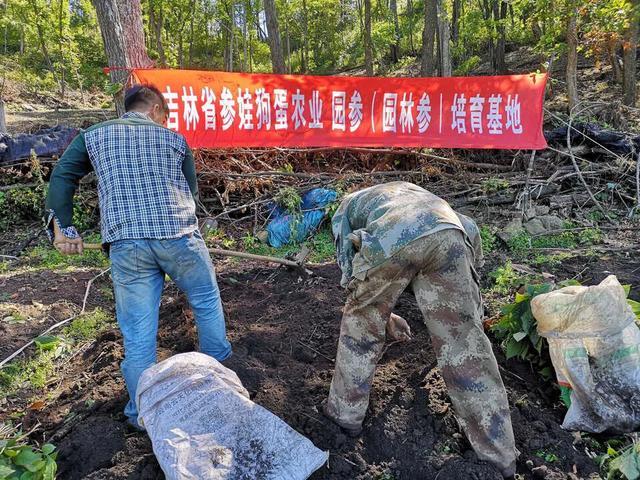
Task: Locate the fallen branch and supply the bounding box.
[0,268,110,369]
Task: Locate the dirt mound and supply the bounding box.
[9,262,601,479]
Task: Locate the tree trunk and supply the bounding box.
[364,0,374,75]
[407,0,415,54]
[566,1,579,111]
[58,0,66,99]
[0,98,6,134]
[302,0,309,72]
[420,0,437,76]
[148,0,166,66]
[623,0,639,106]
[451,0,460,46]
[188,0,196,67]
[264,0,286,73]
[363,0,373,77]
[389,0,400,63]
[437,0,451,76]
[91,0,152,114]
[608,37,623,84]
[493,0,507,73]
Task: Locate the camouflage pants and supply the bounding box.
[326,229,516,474]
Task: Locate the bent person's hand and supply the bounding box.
[53,222,84,255]
[386,313,412,342]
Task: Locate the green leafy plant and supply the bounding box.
[535,450,559,463]
[489,262,522,294]
[0,424,57,480]
[599,439,640,480]
[480,225,497,254]
[491,283,554,378]
[481,178,510,194]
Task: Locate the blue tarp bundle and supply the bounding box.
[266,188,337,248]
[0,126,78,165]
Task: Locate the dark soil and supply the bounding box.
[4,259,612,479]
[0,269,108,359]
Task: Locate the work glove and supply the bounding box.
[53,221,84,255]
[386,313,412,342]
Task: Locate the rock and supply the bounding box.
[524,207,537,221]
[535,205,550,216]
[497,217,523,243]
[524,218,546,236]
[539,215,564,231]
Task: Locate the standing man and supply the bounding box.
[324,181,516,478]
[45,85,232,428]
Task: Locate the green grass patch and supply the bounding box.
[26,237,109,270]
[244,226,336,264]
[0,262,9,274]
[507,227,602,255]
[62,308,112,342]
[0,308,113,397]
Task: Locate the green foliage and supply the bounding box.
[508,227,602,254]
[0,188,45,233]
[205,228,237,249]
[0,308,113,396]
[535,450,559,463]
[274,187,302,214]
[507,230,533,254]
[480,225,497,254]
[26,243,109,270]
[599,440,640,480]
[489,262,521,294]
[491,282,555,376]
[0,425,57,480]
[244,224,335,263]
[63,308,112,342]
[481,178,510,194]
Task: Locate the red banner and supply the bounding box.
[131,69,548,150]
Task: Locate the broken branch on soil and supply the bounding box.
[0,268,110,369]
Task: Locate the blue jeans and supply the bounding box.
[109,231,232,422]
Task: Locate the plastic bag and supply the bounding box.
[531,275,640,433]
[136,352,329,479]
[266,188,337,248]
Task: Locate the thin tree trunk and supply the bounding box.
[302,0,309,72]
[58,0,66,99]
[285,20,291,73]
[437,0,451,76]
[188,0,196,67]
[493,0,507,73]
[0,98,6,134]
[623,0,639,106]
[243,2,249,71]
[421,0,437,76]
[451,0,460,46]
[390,0,400,63]
[364,0,374,75]
[31,2,58,86]
[264,0,286,73]
[566,0,579,111]
[608,37,623,83]
[91,0,152,114]
[148,1,166,66]
[407,0,415,54]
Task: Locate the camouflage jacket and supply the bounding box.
[332,181,482,287]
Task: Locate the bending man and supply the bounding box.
[324,181,516,477]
